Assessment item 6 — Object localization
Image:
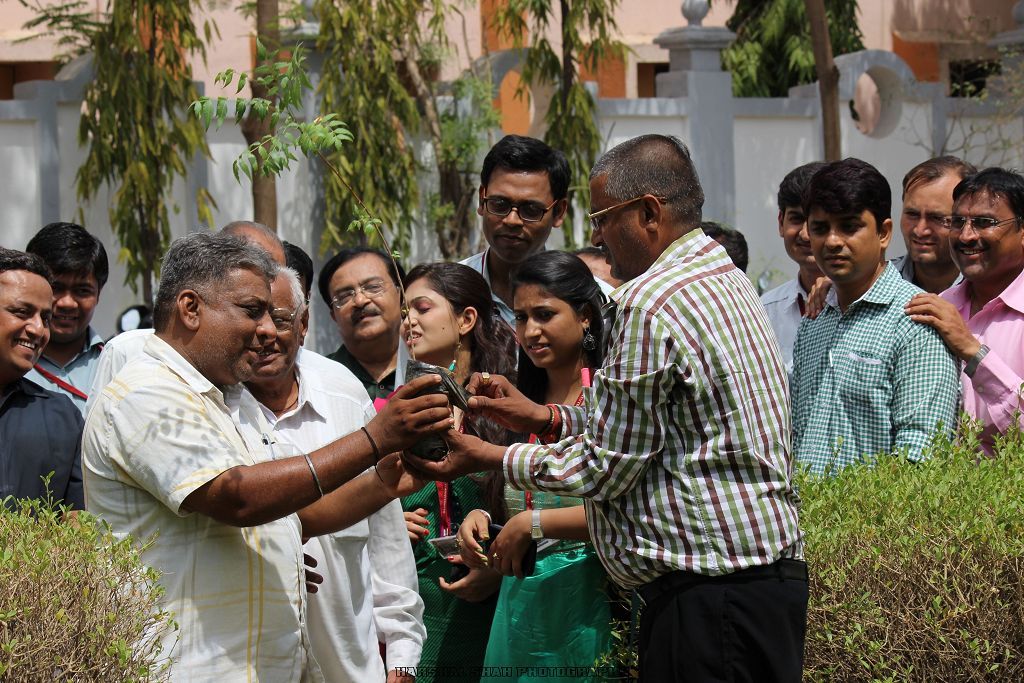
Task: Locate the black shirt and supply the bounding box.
[0,378,84,509]
[326,345,397,401]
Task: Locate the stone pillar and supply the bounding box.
[990,1,1024,74]
[654,1,737,224]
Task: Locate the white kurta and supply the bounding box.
[251,348,425,682]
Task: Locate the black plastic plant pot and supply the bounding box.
[404,360,472,461]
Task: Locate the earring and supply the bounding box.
[582,326,596,351]
[449,341,461,373]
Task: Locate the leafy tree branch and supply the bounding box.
[19,0,216,305]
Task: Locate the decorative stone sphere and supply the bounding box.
[681,0,711,27]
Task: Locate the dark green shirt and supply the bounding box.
[326,345,397,401]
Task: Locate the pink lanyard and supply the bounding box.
[435,422,465,535]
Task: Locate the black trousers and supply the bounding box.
[636,559,809,683]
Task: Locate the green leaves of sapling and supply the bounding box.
[190,34,405,271]
[345,206,382,237]
[193,42,352,179]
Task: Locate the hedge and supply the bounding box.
[801,421,1024,680]
[0,494,173,682]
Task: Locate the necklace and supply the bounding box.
[274,380,300,417]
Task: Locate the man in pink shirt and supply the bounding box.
[905,167,1024,452]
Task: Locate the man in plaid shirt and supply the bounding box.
[409,135,807,682]
[792,158,959,476]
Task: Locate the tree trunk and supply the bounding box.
[805,0,841,161]
[142,267,154,309]
[241,0,279,229]
[398,35,474,259]
[142,4,159,308]
[559,0,573,110]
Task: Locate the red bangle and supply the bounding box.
[538,404,562,444]
[537,405,555,436]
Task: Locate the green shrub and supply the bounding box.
[0,495,173,682]
[801,420,1024,681]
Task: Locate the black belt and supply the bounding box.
[635,559,807,608]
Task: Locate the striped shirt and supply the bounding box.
[792,263,959,475]
[504,230,803,588]
[83,334,320,682]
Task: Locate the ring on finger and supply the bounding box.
[492,552,500,561]
[480,372,491,385]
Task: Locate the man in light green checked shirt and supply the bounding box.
[408,135,807,682]
[792,158,959,476]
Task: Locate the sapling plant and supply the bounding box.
[192,43,470,459]
[191,40,404,309]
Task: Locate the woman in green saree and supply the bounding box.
[399,262,517,682]
[457,251,613,682]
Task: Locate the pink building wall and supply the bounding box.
[1,1,1014,98]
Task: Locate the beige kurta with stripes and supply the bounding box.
[83,334,320,682]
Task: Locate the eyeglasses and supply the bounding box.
[481,195,559,223]
[588,196,644,231]
[330,279,391,309]
[269,307,302,331]
[902,210,952,231]
[948,215,1021,233]
[588,195,666,231]
[589,194,667,232]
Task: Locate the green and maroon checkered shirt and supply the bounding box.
[791,263,959,475]
[504,230,803,588]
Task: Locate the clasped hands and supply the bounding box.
[457,508,537,579]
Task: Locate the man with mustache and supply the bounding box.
[82,233,451,681]
[893,156,975,293]
[462,135,569,326]
[321,248,406,401]
[0,247,83,509]
[791,158,959,475]
[905,167,1024,454]
[760,162,826,372]
[87,220,288,403]
[24,222,108,414]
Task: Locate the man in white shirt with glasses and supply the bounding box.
[462,135,570,326]
[247,267,425,682]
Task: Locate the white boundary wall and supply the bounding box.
[1,48,1022,352]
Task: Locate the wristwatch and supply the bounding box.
[531,508,544,540]
[965,344,990,377]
